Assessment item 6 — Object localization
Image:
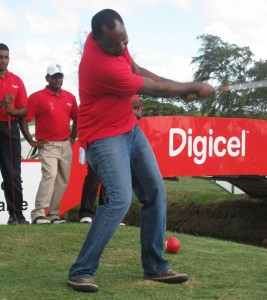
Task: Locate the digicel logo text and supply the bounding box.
[169,128,247,165]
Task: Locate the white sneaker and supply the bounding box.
[80,217,93,224]
[51,218,66,224]
[32,216,51,225]
[119,222,125,226]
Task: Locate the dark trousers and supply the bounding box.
[79,162,104,220]
[0,121,24,217]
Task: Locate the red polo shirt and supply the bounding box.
[25,86,78,140]
[0,70,27,121]
[78,32,144,148]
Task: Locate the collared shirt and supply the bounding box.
[25,86,78,141]
[0,70,27,122]
[78,32,144,148]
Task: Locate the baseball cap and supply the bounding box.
[47,63,64,76]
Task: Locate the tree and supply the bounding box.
[244,60,267,119]
[139,95,186,117]
[191,34,255,117]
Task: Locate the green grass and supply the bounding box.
[164,177,239,204]
[0,224,266,300]
[128,177,242,208]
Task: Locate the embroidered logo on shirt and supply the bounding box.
[48,102,55,110]
[12,85,19,89]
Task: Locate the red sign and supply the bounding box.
[138,116,267,177]
[22,116,266,215]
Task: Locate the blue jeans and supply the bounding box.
[68,125,169,279]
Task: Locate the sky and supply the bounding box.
[1,0,267,101]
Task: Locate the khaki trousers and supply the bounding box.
[31,140,72,222]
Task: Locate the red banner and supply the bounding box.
[138,116,267,177]
[23,116,266,215]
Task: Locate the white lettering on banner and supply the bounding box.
[0,162,41,224]
[169,128,247,165]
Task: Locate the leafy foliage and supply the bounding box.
[139,95,185,116]
[245,60,267,119]
[191,34,267,119]
[192,34,252,117]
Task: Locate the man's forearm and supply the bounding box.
[11,106,27,118]
[18,118,34,145]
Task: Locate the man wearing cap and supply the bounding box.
[19,64,78,224]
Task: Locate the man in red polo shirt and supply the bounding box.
[67,9,214,292]
[0,43,29,225]
[19,64,78,225]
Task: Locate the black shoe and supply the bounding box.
[8,215,30,225]
[144,269,188,284]
[17,214,30,225]
[18,219,30,225]
[7,216,18,225]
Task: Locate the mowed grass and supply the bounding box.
[164,177,242,204]
[0,224,266,300]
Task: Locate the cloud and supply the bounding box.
[25,11,80,36]
[168,0,194,11]
[204,22,243,46]
[50,0,160,16]
[203,0,266,29]
[134,52,194,81]
[0,3,22,34]
[203,0,267,60]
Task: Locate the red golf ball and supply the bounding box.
[165,237,181,253]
